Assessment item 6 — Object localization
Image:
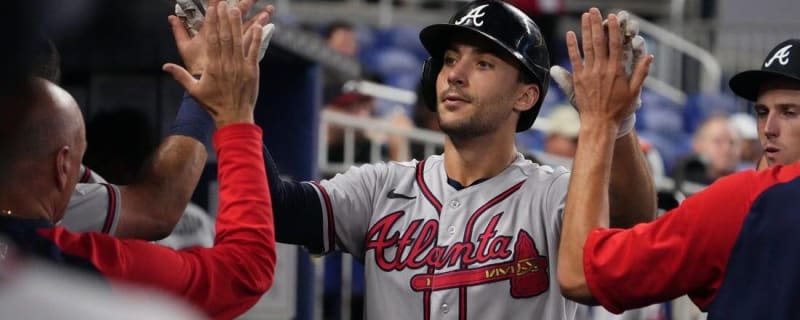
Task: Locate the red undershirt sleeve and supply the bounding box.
[582,171,756,313]
[42,123,276,320]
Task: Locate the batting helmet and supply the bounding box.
[419,0,550,132]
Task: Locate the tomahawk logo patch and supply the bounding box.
[765,44,793,67]
[455,4,490,27]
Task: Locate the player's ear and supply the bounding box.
[54,145,71,192]
[513,83,539,113]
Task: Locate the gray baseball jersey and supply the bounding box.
[59,166,215,251]
[309,153,576,320]
[58,166,121,234]
[156,203,215,249]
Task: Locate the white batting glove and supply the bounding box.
[175,0,210,37]
[550,10,648,138]
[175,0,274,62]
[257,24,276,61]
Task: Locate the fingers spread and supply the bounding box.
[580,12,594,68]
[242,25,254,54]
[163,63,196,91]
[606,14,623,72]
[247,24,264,65]
[206,3,222,61]
[237,0,256,14]
[168,15,191,44]
[244,4,274,31]
[230,7,245,58]
[589,8,607,64]
[566,31,584,75]
[631,35,648,60]
[630,54,653,93]
[217,2,234,61]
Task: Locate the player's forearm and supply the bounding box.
[117,135,208,239]
[262,144,326,251]
[608,132,656,228]
[558,122,615,303]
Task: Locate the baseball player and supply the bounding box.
[1,4,275,320]
[57,0,273,245]
[254,2,656,319]
[559,38,800,319]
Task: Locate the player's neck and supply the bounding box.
[443,132,518,187]
[0,188,55,221]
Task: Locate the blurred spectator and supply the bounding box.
[673,116,742,186]
[540,105,579,158]
[321,20,372,106]
[729,112,761,168]
[325,91,378,164]
[323,20,359,58]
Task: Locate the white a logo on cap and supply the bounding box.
[765,44,793,67]
[455,4,490,27]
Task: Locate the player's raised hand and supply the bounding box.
[567,8,652,128]
[550,9,648,138]
[170,0,275,75]
[164,2,265,127]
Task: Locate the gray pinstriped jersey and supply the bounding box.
[310,153,577,320]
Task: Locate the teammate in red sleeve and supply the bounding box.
[558,34,800,319]
[0,3,274,319]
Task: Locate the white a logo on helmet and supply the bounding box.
[765,44,793,67]
[455,4,490,27]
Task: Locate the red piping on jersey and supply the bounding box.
[462,180,526,243]
[416,159,442,214]
[458,180,526,320]
[415,159,439,320]
[310,181,336,252]
[80,167,92,183]
[101,183,116,234]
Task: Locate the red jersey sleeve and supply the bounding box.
[40,123,276,320]
[582,170,757,314]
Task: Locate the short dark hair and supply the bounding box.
[322,20,355,40]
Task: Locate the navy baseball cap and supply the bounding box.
[730,39,800,101]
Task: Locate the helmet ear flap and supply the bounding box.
[420,57,442,112]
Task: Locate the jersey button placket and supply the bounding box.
[448,200,460,209]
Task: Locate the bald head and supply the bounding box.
[0,78,85,221]
[0,78,84,171]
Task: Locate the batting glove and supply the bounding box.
[550,10,649,138]
[175,0,274,62]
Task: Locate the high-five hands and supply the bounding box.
[171,0,275,75]
[565,8,653,130]
[164,2,264,128]
[551,9,649,138]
